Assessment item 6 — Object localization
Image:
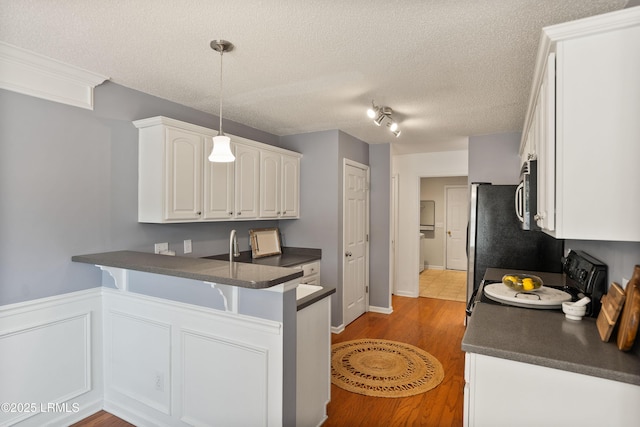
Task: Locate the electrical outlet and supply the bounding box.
[154,372,164,391]
[184,239,192,254]
[154,242,168,254]
[622,277,629,289]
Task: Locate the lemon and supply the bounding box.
[522,278,535,291]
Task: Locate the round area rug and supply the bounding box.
[331,338,444,398]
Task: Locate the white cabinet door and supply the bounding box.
[259,150,281,218]
[234,143,260,219]
[281,154,300,218]
[164,127,203,221]
[203,137,234,220]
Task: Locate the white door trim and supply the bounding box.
[342,159,370,326]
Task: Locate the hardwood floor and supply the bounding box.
[70,410,133,427]
[324,295,466,427]
[73,296,466,427]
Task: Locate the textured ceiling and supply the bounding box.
[0,0,630,153]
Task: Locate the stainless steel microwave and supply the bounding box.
[515,159,538,231]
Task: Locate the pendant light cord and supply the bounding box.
[218,47,224,136]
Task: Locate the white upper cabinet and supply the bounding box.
[136,120,204,223]
[134,116,301,223]
[521,8,640,241]
[260,151,300,219]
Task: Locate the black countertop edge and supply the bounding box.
[72,250,303,289]
[462,302,640,386]
[297,286,336,311]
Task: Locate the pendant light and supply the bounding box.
[208,40,235,162]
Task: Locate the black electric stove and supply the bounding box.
[466,250,607,318]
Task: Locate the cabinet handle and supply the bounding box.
[283,211,287,214]
[277,211,281,215]
[229,212,233,216]
[238,212,242,216]
[197,211,201,215]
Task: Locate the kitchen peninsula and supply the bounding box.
[72,249,331,427]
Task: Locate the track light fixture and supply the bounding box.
[366,101,401,137]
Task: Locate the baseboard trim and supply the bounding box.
[331,324,345,334]
[368,305,393,315]
[393,290,418,298]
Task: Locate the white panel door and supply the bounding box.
[343,162,369,326]
[445,186,468,271]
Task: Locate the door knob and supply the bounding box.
[447,231,452,236]
[345,251,352,257]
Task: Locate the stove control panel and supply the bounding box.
[562,250,607,316]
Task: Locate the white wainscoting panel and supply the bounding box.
[181,330,268,426]
[108,311,171,415]
[102,287,284,427]
[0,289,103,427]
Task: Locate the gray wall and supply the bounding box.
[277,130,341,324]
[0,83,279,306]
[468,132,521,185]
[369,144,391,309]
[278,130,383,327]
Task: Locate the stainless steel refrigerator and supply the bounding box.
[466,183,564,303]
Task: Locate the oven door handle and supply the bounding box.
[465,287,480,317]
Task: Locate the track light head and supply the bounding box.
[373,112,386,126]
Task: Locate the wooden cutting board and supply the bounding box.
[597,283,626,342]
[616,265,640,351]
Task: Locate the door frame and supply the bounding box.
[342,159,370,326]
[444,185,469,270]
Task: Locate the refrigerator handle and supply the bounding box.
[515,182,524,222]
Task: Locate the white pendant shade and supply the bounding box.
[208,135,235,162]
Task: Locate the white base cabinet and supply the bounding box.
[521,8,640,241]
[464,353,640,427]
[297,294,330,427]
[134,116,301,223]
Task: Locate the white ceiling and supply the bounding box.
[0,0,631,153]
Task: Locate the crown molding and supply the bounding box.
[0,42,109,110]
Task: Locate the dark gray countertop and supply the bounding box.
[72,250,303,289]
[297,286,336,311]
[203,247,321,267]
[203,247,331,310]
[463,270,640,385]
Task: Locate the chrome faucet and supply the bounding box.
[229,229,240,263]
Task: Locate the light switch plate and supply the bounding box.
[154,242,168,254]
